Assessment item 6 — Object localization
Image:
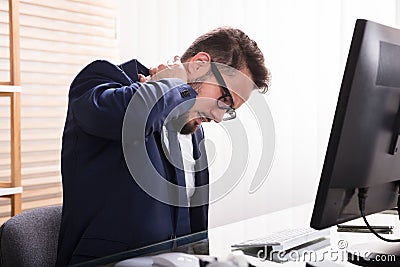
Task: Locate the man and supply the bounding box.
[56,27,270,266]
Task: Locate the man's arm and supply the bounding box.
[68,60,195,140]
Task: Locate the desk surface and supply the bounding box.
[72,203,400,267]
[208,203,400,266]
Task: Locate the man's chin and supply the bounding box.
[180,119,200,135]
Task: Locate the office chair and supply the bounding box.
[0,205,62,267]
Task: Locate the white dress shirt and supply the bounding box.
[162,126,196,205]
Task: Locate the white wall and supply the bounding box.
[117,0,400,228]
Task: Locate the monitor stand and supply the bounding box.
[347,241,400,266]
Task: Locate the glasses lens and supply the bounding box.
[217,95,233,109]
[222,109,236,121]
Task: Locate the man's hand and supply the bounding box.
[148,56,187,83]
[138,74,148,82]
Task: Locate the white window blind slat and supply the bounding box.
[20,0,114,19]
[19,3,115,28]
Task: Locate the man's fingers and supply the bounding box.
[157,64,168,71]
[149,67,157,75]
[138,74,147,82]
[148,57,187,83]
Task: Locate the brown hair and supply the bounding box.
[181,27,271,93]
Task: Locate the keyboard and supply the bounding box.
[231,227,330,251]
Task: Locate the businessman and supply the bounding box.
[56,27,271,266]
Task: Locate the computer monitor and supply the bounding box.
[310,19,400,265]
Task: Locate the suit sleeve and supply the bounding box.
[69,61,196,140]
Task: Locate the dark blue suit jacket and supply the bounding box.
[56,59,209,266]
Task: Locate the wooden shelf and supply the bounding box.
[1,0,22,216]
[0,187,22,197]
[0,86,21,93]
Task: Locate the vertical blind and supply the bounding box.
[0,0,117,223]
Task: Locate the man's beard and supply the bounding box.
[169,112,200,135]
[180,118,200,134]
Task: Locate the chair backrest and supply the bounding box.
[0,205,62,267]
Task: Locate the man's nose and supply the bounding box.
[211,108,225,123]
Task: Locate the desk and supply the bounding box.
[209,203,400,266]
[71,203,400,267]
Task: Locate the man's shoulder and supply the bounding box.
[77,59,120,77]
[70,59,131,88]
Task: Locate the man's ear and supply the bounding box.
[187,52,211,77]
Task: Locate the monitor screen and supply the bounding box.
[311,19,400,230]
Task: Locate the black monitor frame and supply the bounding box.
[311,19,400,230]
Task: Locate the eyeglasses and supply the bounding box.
[210,62,236,121]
